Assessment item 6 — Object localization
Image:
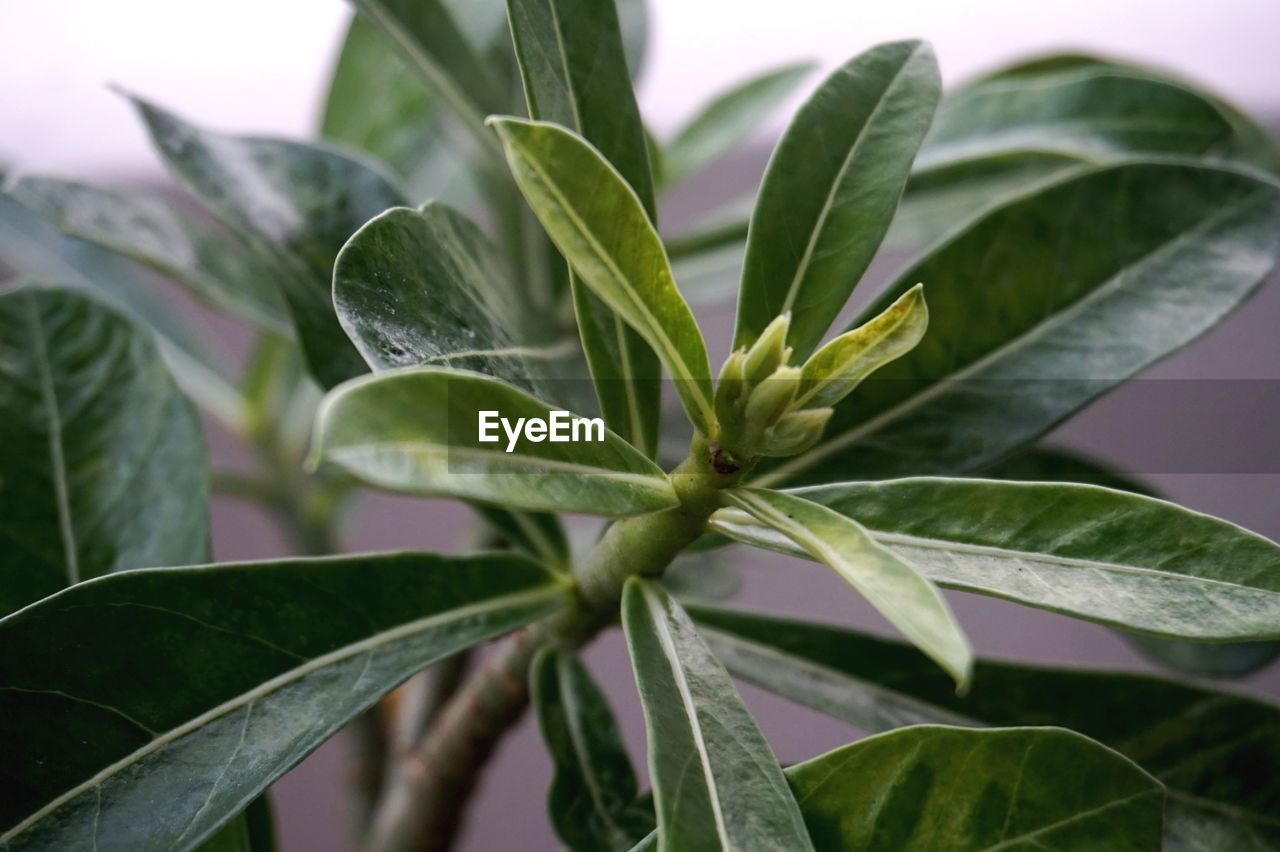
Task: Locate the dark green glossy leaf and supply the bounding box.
[0,551,566,850]
[508,0,663,456]
[10,177,289,335]
[348,0,506,150]
[0,286,208,615]
[982,449,1280,677]
[621,579,813,851]
[662,63,813,188]
[722,488,971,687]
[983,55,1280,174]
[334,203,567,384]
[921,66,1231,170]
[714,477,1280,641]
[127,94,406,388]
[763,162,1280,485]
[312,367,677,516]
[691,606,1280,850]
[492,118,715,435]
[532,650,655,851]
[892,56,1280,248]
[788,726,1162,851]
[735,41,940,359]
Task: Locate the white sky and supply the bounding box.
[2,0,1278,178]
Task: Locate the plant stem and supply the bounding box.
[363,442,743,852]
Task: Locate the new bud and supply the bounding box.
[743,313,792,382]
[715,349,749,434]
[762,407,833,457]
[744,365,800,428]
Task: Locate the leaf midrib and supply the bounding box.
[328,443,673,494]
[714,509,1280,597]
[557,659,626,843]
[505,131,714,429]
[776,44,921,319]
[761,176,1272,484]
[0,584,563,844]
[24,292,79,585]
[640,584,731,845]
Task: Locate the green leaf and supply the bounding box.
[347,0,507,152]
[662,63,813,188]
[492,118,715,435]
[621,579,814,851]
[532,650,655,851]
[920,65,1232,171]
[126,94,406,388]
[1125,633,1280,680]
[980,56,1280,174]
[714,477,1280,641]
[795,283,928,409]
[10,177,289,335]
[787,726,1163,850]
[320,3,509,200]
[982,449,1280,677]
[312,367,677,517]
[661,551,741,604]
[0,286,209,616]
[195,797,274,852]
[763,162,1280,486]
[721,488,971,688]
[321,16,457,202]
[891,56,1280,248]
[333,203,571,386]
[691,606,1280,850]
[506,0,663,455]
[0,550,565,849]
[473,504,570,570]
[0,192,245,429]
[734,41,940,359]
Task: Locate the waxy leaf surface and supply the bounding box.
[507,0,662,454]
[788,726,1163,851]
[128,95,406,388]
[693,606,1280,850]
[0,193,241,426]
[621,580,813,851]
[0,286,208,615]
[312,367,676,517]
[532,650,655,851]
[892,56,1280,247]
[0,551,566,850]
[722,488,971,688]
[10,178,288,335]
[493,118,714,435]
[714,477,1280,641]
[735,40,939,358]
[764,163,1280,485]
